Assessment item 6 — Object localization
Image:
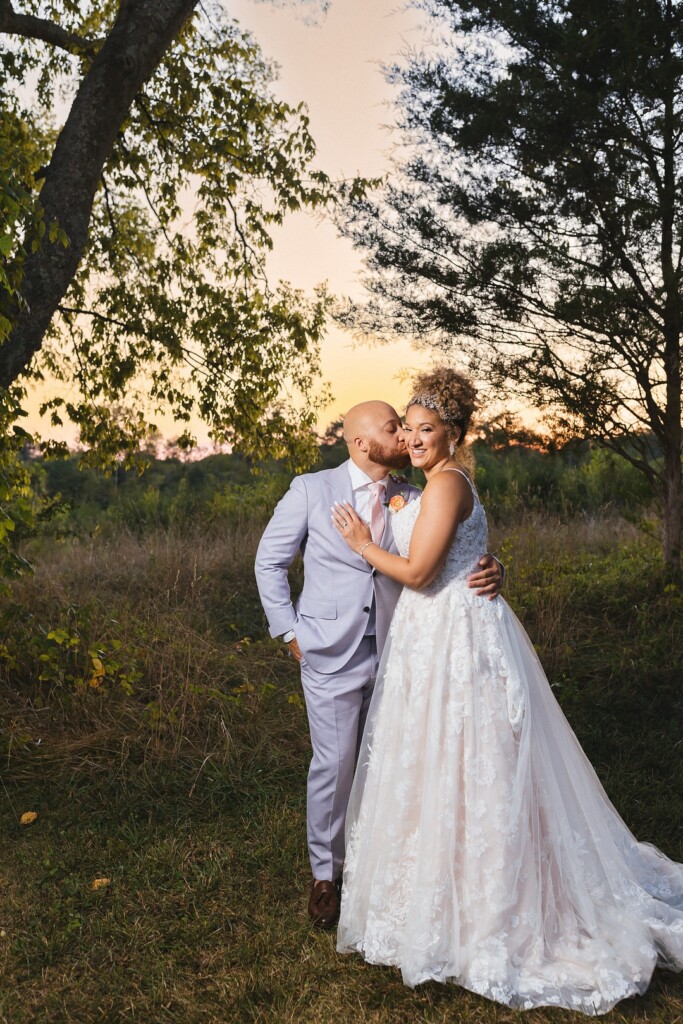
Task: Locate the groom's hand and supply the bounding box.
[287,636,303,662]
[467,554,503,600]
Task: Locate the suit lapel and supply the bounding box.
[324,460,354,508]
[324,461,366,567]
[323,463,413,558]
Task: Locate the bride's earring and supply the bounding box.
[448,428,461,459]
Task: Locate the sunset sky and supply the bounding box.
[223,0,435,431]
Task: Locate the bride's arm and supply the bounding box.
[332,472,473,590]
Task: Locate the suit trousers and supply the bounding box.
[299,635,378,880]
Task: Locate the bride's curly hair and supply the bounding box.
[406,366,478,472]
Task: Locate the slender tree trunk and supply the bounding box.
[0,0,198,390]
[662,441,681,573]
[659,0,681,574]
[660,209,681,576]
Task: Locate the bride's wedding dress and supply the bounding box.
[336,470,683,1015]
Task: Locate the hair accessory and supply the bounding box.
[407,391,464,428]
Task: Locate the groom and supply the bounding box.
[254,400,502,928]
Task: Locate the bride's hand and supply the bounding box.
[331,501,372,552]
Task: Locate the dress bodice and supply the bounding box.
[391,472,488,594]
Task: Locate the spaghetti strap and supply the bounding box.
[441,467,477,497]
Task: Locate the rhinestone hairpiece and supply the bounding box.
[407,392,462,426]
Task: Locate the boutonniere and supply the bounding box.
[385,491,409,514]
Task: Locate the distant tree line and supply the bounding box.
[17,422,656,540]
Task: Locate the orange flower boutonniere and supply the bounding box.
[386,493,408,514]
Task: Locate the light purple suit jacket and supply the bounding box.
[254,460,422,674]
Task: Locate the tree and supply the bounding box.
[0,119,40,585]
[0,0,341,470]
[0,126,31,344]
[338,0,683,570]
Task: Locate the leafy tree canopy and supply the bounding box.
[0,0,354,470]
[338,0,683,568]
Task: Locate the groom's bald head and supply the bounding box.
[343,400,409,474]
[343,401,399,442]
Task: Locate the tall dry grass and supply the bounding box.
[490,512,650,662]
[0,508,665,788]
[0,519,304,789]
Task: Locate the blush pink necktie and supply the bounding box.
[368,481,386,545]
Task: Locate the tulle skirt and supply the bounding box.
[336,585,683,1015]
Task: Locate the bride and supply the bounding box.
[330,367,683,1015]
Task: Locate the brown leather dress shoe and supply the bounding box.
[308,878,340,929]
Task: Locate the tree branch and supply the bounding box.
[0,0,199,390]
[0,1,102,56]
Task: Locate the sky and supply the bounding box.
[24,0,437,445]
[224,0,435,429]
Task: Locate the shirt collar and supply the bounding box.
[347,459,390,491]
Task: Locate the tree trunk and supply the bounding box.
[0,0,198,389]
[659,7,681,576]
[662,446,681,575]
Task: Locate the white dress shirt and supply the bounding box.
[347,460,390,638]
[347,459,390,526]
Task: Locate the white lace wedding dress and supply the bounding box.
[336,471,683,1015]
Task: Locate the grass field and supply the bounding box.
[1,513,682,1023]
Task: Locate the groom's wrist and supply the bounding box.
[281,629,296,643]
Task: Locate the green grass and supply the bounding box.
[1,514,682,1023]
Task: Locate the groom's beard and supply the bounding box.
[367,440,411,471]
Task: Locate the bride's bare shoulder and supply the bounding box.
[425,467,470,488]
[421,468,472,506]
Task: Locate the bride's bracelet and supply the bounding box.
[358,541,376,560]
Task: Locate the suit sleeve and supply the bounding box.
[490,553,507,583]
[254,476,309,639]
